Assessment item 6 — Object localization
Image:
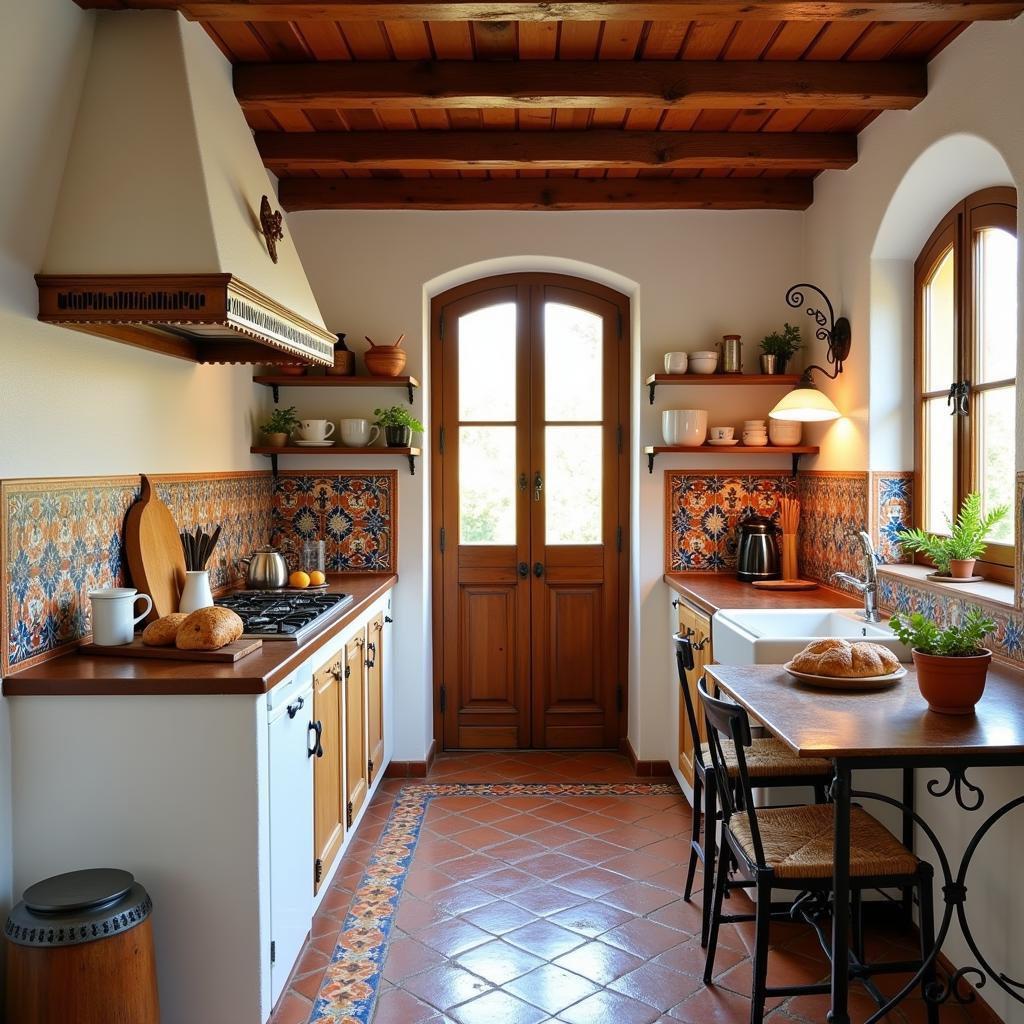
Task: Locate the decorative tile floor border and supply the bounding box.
[310,782,681,1024]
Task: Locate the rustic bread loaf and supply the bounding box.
[791,638,900,678]
[175,607,244,651]
[141,613,189,647]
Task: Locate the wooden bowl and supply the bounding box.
[364,347,407,377]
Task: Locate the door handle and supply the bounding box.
[307,720,323,758]
[518,562,529,578]
[533,562,544,578]
[518,472,528,493]
[365,641,376,669]
[286,695,305,719]
[533,471,543,502]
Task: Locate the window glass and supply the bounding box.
[976,227,1017,384]
[544,303,603,421]
[459,427,516,545]
[458,303,516,421]
[923,246,955,394]
[976,386,1015,544]
[545,426,602,545]
[923,398,955,534]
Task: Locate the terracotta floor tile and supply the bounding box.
[291,965,327,1000]
[382,935,447,984]
[556,865,632,899]
[461,899,538,935]
[560,836,630,863]
[270,992,313,1024]
[475,865,543,898]
[552,940,646,985]
[515,851,586,881]
[436,852,503,880]
[652,937,745,980]
[599,881,678,916]
[601,851,675,881]
[372,986,440,1024]
[455,938,546,984]
[464,803,521,824]
[557,987,663,1024]
[608,962,704,1013]
[601,918,689,959]
[506,884,586,917]
[646,897,704,936]
[667,985,756,1023]
[455,824,513,849]
[396,895,450,933]
[563,813,621,835]
[524,823,585,847]
[415,918,494,957]
[486,837,550,863]
[546,899,634,938]
[505,963,601,1015]
[448,988,549,1024]
[402,963,494,1011]
[431,882,496,916]
[503,918,589,960]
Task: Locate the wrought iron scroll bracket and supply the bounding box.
[927,766,985,811]
[785,283,851,380]
[259,195,285,264]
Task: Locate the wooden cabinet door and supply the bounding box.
[677,604,713,788]
[313,655,344,894]
[366,612,385,786]
[345,633,369,828]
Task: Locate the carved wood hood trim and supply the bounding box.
[35,273,335,366]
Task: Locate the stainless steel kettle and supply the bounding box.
[735,516,781,582]
[238,547,293,589]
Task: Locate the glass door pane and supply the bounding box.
[458,303,516,421]
[976,385,1015,544]
[459,427,517,544]
[923,397,954,534]
[546,426,602,545]
[544,303,602,421]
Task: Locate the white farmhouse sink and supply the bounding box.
[712,608,911,666]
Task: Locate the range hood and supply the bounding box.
[36,11,334,367]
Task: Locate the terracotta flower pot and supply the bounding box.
[912,648,991,715]
[264,432,289,448]
[948,558,977,579]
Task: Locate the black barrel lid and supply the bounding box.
[23,868,134,914]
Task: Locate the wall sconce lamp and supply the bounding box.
[769,283,851,423]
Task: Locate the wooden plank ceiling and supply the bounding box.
[77,1,1024,209]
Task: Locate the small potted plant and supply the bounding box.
[898,492,1008,579]
[889,608,996,715]
[259,406,299,448]
[759,323,802,374]
[374,406,424,448]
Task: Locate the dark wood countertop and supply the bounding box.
[664,572,861,616]
[2,574,397,698]
[707,663,1024,758]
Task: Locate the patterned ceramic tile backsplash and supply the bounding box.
[272,471,397,573]
[795,471,870,585]
[871,472,914,564]
[664,472,797,572]
[1,471,273,674]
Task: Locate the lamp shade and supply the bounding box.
[769,382,841,422]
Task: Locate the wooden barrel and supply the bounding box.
[4,869,159,1024]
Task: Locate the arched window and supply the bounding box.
[914,187,1017,579]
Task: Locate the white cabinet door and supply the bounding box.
[268,679,315,1005]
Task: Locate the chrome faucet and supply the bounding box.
[832,530,881,623]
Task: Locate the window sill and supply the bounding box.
[878,564,1017,612]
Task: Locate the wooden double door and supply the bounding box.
[432,274,629,750]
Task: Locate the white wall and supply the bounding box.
[288,209,807,762]
[804,18,1024,1021]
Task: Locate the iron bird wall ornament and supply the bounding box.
[259,195,285,263]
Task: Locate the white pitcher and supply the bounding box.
[89,588,153,646]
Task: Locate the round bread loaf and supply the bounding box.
[175,607,244,651]
[790,638,901,678]
[141,613,189,647]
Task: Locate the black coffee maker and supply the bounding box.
[735,515,781,582]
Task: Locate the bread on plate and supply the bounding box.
[790,638,901,678]
[175,607,244,651]
[141,613,189,647]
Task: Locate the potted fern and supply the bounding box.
[373,406,424,448]
[259,406,300,448]
[897,492,1009,579]
[759,323,802,374]
[889,609,996,714]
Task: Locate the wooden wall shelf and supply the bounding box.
[643,444,818,475]
[254,374,420,404]
[645,372,800,404]
[251,445,421,476]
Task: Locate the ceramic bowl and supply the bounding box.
[664,351,688,374]
[768,419,803,446]
[662,409,708,446]
[689,352,719,374]
[742,433,768,447]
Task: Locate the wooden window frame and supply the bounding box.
[913,186,1017,583]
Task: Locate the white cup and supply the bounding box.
[664,351,688,374]
[743,420,766,430]
[89,588,153,646]
[742,432,768,447]
[662,409,708,446]
[339,419,382,448]
[708,426,734,441]
[296,419,336,442]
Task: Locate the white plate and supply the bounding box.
[293,440,336,447]
[707,439,740,446]
[783,662,907,691]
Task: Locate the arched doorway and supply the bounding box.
[430,273,630,750]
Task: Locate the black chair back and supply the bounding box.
[673,632,707,773]
[697,676,766,868]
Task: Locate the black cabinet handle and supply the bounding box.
[385,615,393,624]
[533,561,544,578]
[308,720,323,758]
[671,598,680,609]
[286,695,305,719]
[365,641,376,669]
[518,562,529,578]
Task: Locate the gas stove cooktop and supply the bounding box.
[215,591,354,643]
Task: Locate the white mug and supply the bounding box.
[89,588,153,646]
[339,418,382,448]
[296,419,336,442]
[664,351,688,374]
[709,426,734,441]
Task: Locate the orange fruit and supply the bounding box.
[309,570,326,586]
[289,570,311,589]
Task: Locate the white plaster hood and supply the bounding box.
[37,10,334,366]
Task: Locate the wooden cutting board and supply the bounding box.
[752,579,819,591]
[81,637,263,663]
[124,474,186,622]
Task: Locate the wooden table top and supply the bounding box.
[2,574,397,698]
[664,573,860,617]
[706,663,1024,759]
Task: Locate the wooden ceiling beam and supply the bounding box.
[277,176,814,211]
[77,1,1024,22]
[256,130,858,171]
[236,60,926,111]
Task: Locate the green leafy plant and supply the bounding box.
[889,609,996,657]
[897,492,1009,573]
[759,322,802,360]
[373,406,424,433]
[260,406,300,436]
